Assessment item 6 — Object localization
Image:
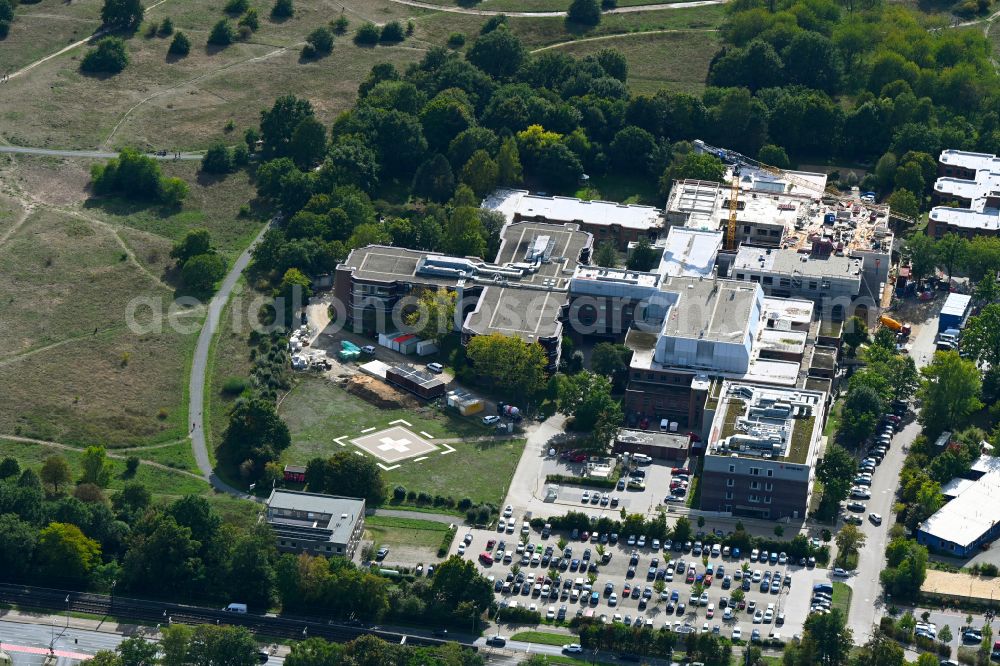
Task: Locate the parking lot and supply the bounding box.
[449,519,840,643]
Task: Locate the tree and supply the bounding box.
[181,253,226,295]
[40,455,73,494]
[466,27,525,79]
[835,524,866,565]
[626,237,659,272]
[208,20,235,46]
[659,153,725,198]
[160,177,189,207]
[81,446,112,487]
[758,144,790,169]
[0,513,37,581]
[271,0,294,18]
[260,95,314,158]
[307,451,387,505]
[168,31,191,56]
[461,150,499,198]
[201,144,232,174]
[101,0,144,32]
[380,20,405,43]
[852,631,904,666]
[36,522,101,581]
[219,396,291,475]
[288,116,327,169]
[412,154,456,203]
[842,315,868,352]
[275,267,312,328]
[590,342,632,389]
[90,148,183,204]
[404,287,457,345]
[307,26,333,54]
[936,233,968,282]
[285,638,344,666]
[841,382,884,443]
[817,444,855,519]
[919,351,983,435]
[466,333,548,399]
[0,457,20,479]
[81,37,129,74]
[496,137,522,185]
[555,371,622,436]
[116,636,159,666]
[961,304,1000,369]
[905,233,937,284]
[354,22,380,45]
[672,516,692,544]
[886,189,919,219]
[225,524,277,609]
[567,0,601,25]
[594,242,618,268]
[171,229,212,266]
[781,31,843,92]
[801,609,852,666]
[441,205,486,257]
[430,556,494,612]
[122,513,206,594]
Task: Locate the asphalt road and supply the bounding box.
[187,223,271,496]
[845,300,943,643]
[386,0,724,17]
[0,146,203,161]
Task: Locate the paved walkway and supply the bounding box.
[187,224,271,499]
[373,508,459,524]
[389,0,723,17]
[0,146,203,161]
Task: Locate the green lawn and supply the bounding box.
[366,515,452,550]
[832,582,852,616]
[122,440,200,474]
[511,631,576,646]
[280,376,525,506]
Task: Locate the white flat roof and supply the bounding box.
[485,189,662,231]
[658,227,722,278]
[928,206,1000,231]
[762,297,814,326]
[939,149,1000,171]
[921,467,1000,548]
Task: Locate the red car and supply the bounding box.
[704,574,713,587]
[580,531,590,541]
[572,454,587,463]
[686,570,695,584]
[479,552,493,565]
[487,539,496,550]
[671,467,690,475]
[622,584,631,596]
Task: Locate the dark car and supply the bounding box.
[257,652,270,664]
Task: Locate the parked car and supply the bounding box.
[426,362,444,373]
[482,415,501,425]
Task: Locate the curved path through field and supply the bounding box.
[389,0,724,16]
[530,26,717,51]
[187,224,271,498]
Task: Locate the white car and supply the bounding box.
[497,518,506,532]
[763,609,774,623]
[753,610,763,623]
[547,606,555,620]
[457,544,466,555]
[833,567,850,577]
[608,593,618,606]
[503,505,513,518]
[732,626,742,640]
[482,415,501,425]
[562,644,583,654]
[426,362,444,373]
[723,607,733,620]
[869,513,883,525]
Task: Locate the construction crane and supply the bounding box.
[692,140,916,226]
[725,165,740,251]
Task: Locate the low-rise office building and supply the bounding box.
[731,244,863,302]
[613,428,690,462]
[699,382,825,520]
[265,490,366,558]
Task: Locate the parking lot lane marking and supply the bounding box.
[421,431,435,439]
[389,419,412,427]
[440,443,456,455]
[413,456,429,462]
[377,463,401,471]
[361,427,377,433]
[354,451,365,457]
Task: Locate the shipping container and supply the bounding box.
[938,293,972,332]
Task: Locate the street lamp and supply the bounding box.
[65,595,70,630]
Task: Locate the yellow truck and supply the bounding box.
[879,314,912,337]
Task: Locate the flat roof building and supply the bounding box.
[700,382,825,520]
[265,490,366,559]
[929,150,1000,239]
[731,244,864,302]
[917,456,1000,557]
[486,189,662,250]
[612,428,690,462]
[657,227,723,279]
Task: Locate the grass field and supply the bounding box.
[0,0,101,74]
[510,631,576,646]
[280,376,525,506]
[538,30,720,96]
[365,515,452,550]
[832,581,852,616]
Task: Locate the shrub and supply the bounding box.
[354,22,379,45]
[232,144,249,167]
[237,24,252,40]
[331,15,349,33]
[168,31,191,56]
[498,606,542,624]
[225,0,249,13]
[222,376,249,395]
[0,1,10,22]
[436,526,457,557]
[125,456,141,475]
[447,32,465,48]
[81,37,129,74]
[380,20,405,42]
[393,485,406,501]
[479,14,508,34]
[458,497,473,510]
[238,203,251,217]
[201,143,233,174]
[406,20,414,35]
[406,490,417,501]
[238,8,259,31]
[307,26,333,54]
[601,0,617,7]
[271,0,293,18]
[208,20,235,46]
[145,21,159,38]
[158,17,174,36]
[0,20,8,39]
[980,563,999,576]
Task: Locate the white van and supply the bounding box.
[521,521,530,535]
[632,453,652,465]
[223,603,247,614]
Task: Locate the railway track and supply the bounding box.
[0,583,465,649]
